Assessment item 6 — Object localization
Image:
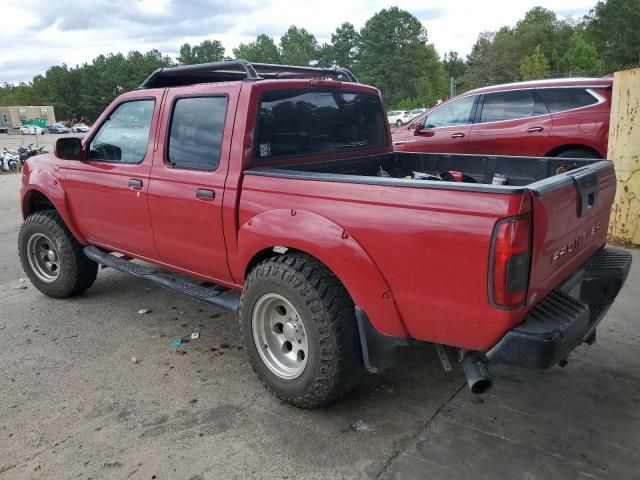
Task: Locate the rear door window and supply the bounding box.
[537,88,600,113]
[167,96,228,171]
[479,90,536,123]
[256,89,388,159]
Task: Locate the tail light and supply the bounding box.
[490,215,531,308]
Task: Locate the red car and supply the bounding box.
[18,62,630,407]
[392,77,612,159]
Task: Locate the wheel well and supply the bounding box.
[245,247,301,279]
[545,144,602,159]
[27,191,55,215]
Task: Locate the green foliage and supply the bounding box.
[397,98,421,110]
[0,49,173,121]
[459,3,630,91]
[585,0,640,69]
[280,26,319,66]
[520,45,551,80]
[2,1,635,124]
[356,7,446,107]
[177,40,225,65]
[319,22,360,69]
[233,34,281,64]
[560,32,604,75]
[443,51,467,79]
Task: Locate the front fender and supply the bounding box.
[21,168,86,244]
[236,209,408,337]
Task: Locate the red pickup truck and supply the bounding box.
[18,61,631,408]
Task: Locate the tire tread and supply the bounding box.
[240,253,363,408]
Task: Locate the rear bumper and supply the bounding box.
[486,248,632,369]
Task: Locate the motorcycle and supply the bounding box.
[1,143,48,172]
[1,148,20,172]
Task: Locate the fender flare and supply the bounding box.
[22,169,87,244]
[236,209,408,337]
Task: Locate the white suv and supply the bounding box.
[387,110,410,127]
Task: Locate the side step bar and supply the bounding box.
[83,246,240,312]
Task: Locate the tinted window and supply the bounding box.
[167,96,227,170]
[89,100,154,163]
[538,88,599,113]
[256,90,388,159]
[423,95,476,128]
[480,90,535,123]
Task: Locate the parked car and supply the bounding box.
[18,61,630,408]
[48,123,70,134]
[392,78,612,158]
[387,110,410,127]
[408,108,427,120]
[71,123,90,133]
[20,125,45,135]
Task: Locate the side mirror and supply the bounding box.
[55,137,83,160]
[414,123,435,137]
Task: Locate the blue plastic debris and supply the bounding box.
[171,338,183,348]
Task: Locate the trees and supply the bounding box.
[233,34,281,64]
[586,0,640,69]
[279,26,318,66]
[560,32,603,75]
[319,22,360,70]
[357,7,444,106]
[177,40,225,65]
[443,51,467,80]
[520,45,551,80]
[1,3,634,119]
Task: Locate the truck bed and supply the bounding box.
[245,151,601,191]
[242,152,616,351]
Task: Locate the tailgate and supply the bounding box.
[526,161,616,308]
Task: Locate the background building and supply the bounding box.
[0,106,56,131]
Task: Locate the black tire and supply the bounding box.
[554,148,601,159]
[395,119,403,127]
[240,253,363,408]
[18,210,98,298]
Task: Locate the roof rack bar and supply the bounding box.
[139,59,260,89]
[251,63,358,82]
[138,59,358,89]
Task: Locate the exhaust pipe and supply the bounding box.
[462,351,493,394]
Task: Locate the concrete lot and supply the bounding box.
[0,165,639,479]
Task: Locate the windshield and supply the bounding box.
[255,89,388,160]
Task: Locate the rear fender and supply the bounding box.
[22,169,86,244]
[236,209,408,337]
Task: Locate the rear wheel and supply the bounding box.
[240,253,363,408]
[554,148,601,159]
[19,210,98,298]
[395,119,403,127]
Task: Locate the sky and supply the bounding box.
[0,0,598,84]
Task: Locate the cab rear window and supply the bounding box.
[255,89,388,159]
[537,88,600,113]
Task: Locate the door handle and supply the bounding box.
[196,188,215,200]
[451,132,465,138]
[527,127,544,133]
[128,178,143,189]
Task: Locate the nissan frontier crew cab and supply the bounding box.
[18,60,631,408]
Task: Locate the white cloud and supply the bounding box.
[0,0,597,83]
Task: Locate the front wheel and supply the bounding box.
[240,253,363,408]
[18,210,98,298]
[395,119,403,127]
